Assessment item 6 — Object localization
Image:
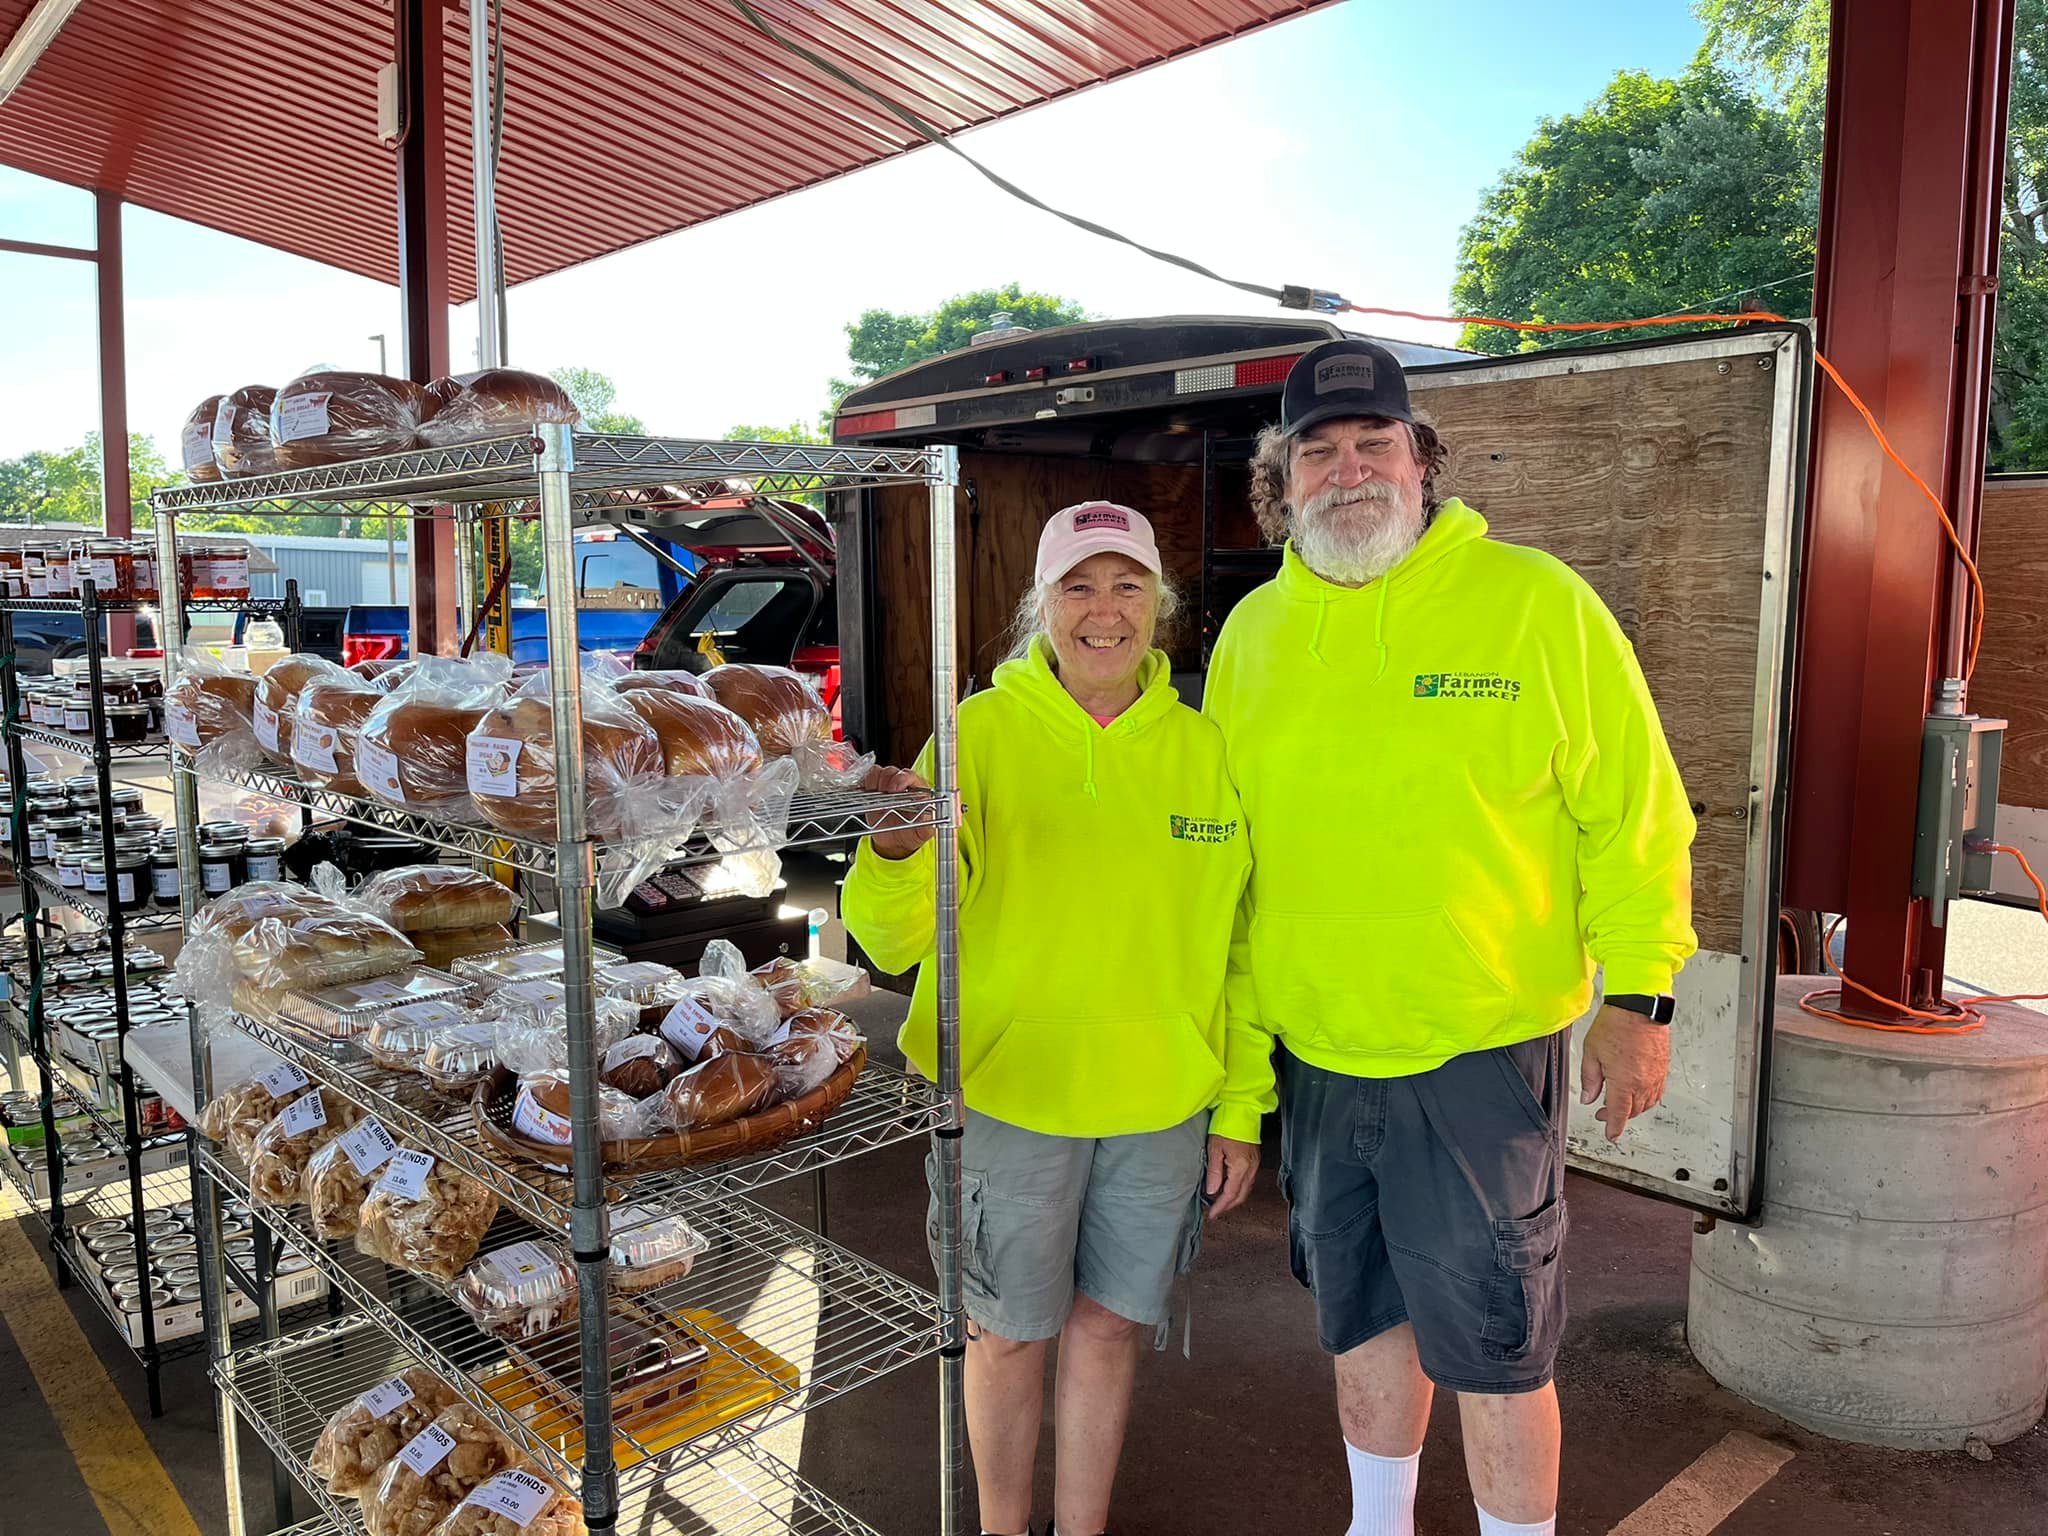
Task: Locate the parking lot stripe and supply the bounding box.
[1608,1431,1794,1536]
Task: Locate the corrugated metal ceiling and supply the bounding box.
[0,0,1324,298]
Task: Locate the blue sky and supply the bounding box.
[0,0,1711,462]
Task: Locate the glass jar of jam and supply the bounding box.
[74,538,133,601]
[182,540,252,601]
[104,704,150,742]
[150,848,181,906]
[0,546,23,598]
[42,816,83,862]
[55,848,86,888]
[63,696,92,734]
[243,836,286,883]
[45,542,72,597]
[197,840,239,897]
[23,541,57,598]
[130,542,159,602]
[81,856,108,898]
[114,852,149,911]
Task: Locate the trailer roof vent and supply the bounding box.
[971,312,1033,346]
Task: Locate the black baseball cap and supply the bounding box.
[1281,337,1414,437]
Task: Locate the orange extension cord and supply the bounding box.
[1333,301,2034,1031]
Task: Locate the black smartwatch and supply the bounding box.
[1605,992,1676,1025]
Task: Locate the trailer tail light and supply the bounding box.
[1024,366,1048,381]
[1172,353,1303,395]
[835,408,896,436]
[984,370,1010,386]
[1065,357,1094,374]
[343,633,403,667]
[1234,354,1300,387]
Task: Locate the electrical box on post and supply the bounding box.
[1913,705,2006,926]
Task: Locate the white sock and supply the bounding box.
[1343,1441,1420,1536]
[1474,1504,1554,1536]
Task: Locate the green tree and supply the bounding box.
[549,366,646,433]
[830,285,1090,403]
[726,420,827,446]
[1698,0,2048,469]
[1451,58,1816,356]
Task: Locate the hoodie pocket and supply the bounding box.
[964,1012,1224,1130]
[1250,908,1513,1059]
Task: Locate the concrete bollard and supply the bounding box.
[1688,978,2048,1449]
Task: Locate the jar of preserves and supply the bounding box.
[63,696,92,734]
[197,840,238,897]
[0,546,23,598]
[45,541,72,597]
[130,542,159,602]
[55,848,86,889]
[243,836,286,883]
[81,856,108,897]
[104,704,151,742]
[43,816,83,861]
[73,537,133,601]
[22,541,57,598]
[114,852,148,910]
[182,540,251,601]
[149,848,181,906]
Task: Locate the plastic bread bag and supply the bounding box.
[164,644,258,750]
[353,865,521,933]
[357,654,516,823]
[293,670,388,797]
[357,1150,501,1282]
[271,370,429,469]
[598,1033,683,1097]
[253,652,353,766]
[701,662,874,790]
[493,996,636,1078]
[181,394,226,483]
[212,384,283,479]
[783,1006,865,1067]
[360,1403,525,1536]
[428,1470,585,1536]
[308,1366,461,1497]
[304,1120,407,1239]
[247,1085,365,1206]
[451,1238,578,1341]
[694,755,800,900]
[654,980,782,1063]
[228,901,423,995]
[761,1030,839,1105]
[656,1050,776,1132]
[419,369,581,448]
[751,956,871,1018]
[607,1202,710,1294]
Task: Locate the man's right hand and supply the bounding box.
[860,764,936,860]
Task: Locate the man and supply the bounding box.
[1202,337,1697,1536]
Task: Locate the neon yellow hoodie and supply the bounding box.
[840,637,1267,1140]
[1203,499,1697,1083]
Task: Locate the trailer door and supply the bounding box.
[1409,326,1809,1218]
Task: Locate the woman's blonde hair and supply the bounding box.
[1004,568,1181,664]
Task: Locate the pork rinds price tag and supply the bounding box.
[396,1421,455,1475]
[338,1118,399,1176]
[376,1147,436,1201]
[358,1375,415,1418]
[460,1468,555,1524]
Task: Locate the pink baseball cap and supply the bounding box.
[1035,501,1163,584]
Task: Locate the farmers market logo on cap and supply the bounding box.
[1072,507,1130,530]
[1414,673,1522,701]
[1315,356,1375,392]
[1169,814,1239,844]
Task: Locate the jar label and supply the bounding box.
[466,735,522,798]
[355,739,403,803]
[202,861,233,894]
[293,721,339,774]
[28,576,48,598]
[84,868,107,893]
[276,391,333,443]
[89,558,118,588]
[116,872,135,905]
[246,854,282,881]
[253,700,281,752]
[153,866,180,900]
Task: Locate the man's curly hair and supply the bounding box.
[1247,418,1448,544]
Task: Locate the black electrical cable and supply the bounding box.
[724,0,1296,308]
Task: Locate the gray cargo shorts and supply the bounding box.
[925,1108,1207,1342]
[1277,1028,1571,1394]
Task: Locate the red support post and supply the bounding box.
[1783,0,2015,1016]
[94,188,135,656]
[397,0,458,656]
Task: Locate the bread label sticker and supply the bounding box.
[466,735,522,798]
[358,1374,415,1418]
[182,420,214,468]
[165,699,200,747]
[257,1062,311,1097]
[659,994,720,1060]
[356,738,403,802]
[279,1090,327,1137]
[484,1240,555,1286]
[376,1147,436,1201]
[396,1420,456,1476]
[345,977,413,1003]
[511,1084,574,1146]
[276,390,333,443]
[253,700,281,752]
[294,720,339,773]
[390,999,465,1031]
[338,1118,399,1176]
[461,1469,556,1525]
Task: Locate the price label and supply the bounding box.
[355,738,402,803]
[165,699,200,748]
[88,557,118,588]
[466,734,522,798]
[659,993,720,1060]
[396,1420,455,1476]
[276,390,333,443]
[357,1374,415,1418]
[293,721,339,773]
[253,700,281,752]
[338,1118,398,1176]
[483,1240,556,1286]
[376,1147,435,1201]
[182,420,214,469]
[278,1090,327,1138]
[257,1062,310,1098]
[388,1000,466,1031]
[460,1469,556,1526]
[341,977,413,1004]
[27,575,48,598]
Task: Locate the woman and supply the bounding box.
[843,501,1271,1536]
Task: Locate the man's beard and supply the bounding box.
[1292,480,1425,585]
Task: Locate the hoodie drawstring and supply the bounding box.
[1309,599,1328,664]
[1082,721,1098,798]
[1372,577,1390,682]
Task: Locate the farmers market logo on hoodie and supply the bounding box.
[1413,672,1522,701]
[1169,814,1239,844]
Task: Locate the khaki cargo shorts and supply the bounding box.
[926,1108,1207,1342]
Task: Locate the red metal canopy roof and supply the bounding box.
[0,0,1323,299]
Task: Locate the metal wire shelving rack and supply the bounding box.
[0,581,293,1413]
[155,427,967,1535]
